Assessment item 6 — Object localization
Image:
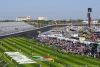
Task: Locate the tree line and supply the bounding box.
[1,19,100,27]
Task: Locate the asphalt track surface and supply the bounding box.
[0,24,99,39]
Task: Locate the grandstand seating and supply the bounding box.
[0,22,35,36]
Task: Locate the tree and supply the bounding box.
[98,20,100,23]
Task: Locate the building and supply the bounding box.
[38,17,47,20]
[92,20,99,24]
[16,16,31,21]
[82,20,98,24]
[82,20,88,24]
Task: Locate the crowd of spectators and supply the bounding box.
[37,34,100,59]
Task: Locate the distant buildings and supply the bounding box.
[38,17,47,20]
[16,16,31,21]
[82,20,98,24]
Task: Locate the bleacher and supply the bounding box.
[0,22,35,36]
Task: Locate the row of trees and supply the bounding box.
[24,19,85,27]
[1,19,100,23]
[1,19,100,27]
[0,20,16,22]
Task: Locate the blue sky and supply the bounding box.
[0,0,100,20]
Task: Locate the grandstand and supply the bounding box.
[0,22,35,36]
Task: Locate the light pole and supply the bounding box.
[37,19,39,28]
[54,21,57,30]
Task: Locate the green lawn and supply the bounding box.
[0,37,100,67]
